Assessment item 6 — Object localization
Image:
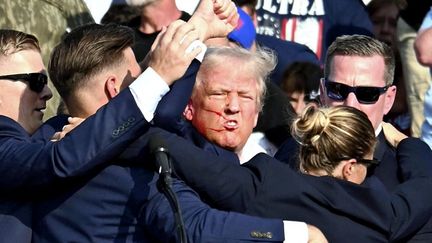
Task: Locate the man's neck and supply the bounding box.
[66,94,104,119]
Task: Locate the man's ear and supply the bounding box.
[105,75,120,99]
[383,85,397,115]
[183,100,194,121]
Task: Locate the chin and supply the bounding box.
[220,142,238,152]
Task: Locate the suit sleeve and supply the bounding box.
[141,178,285,242]
[153,60,201,135]
[149,128,272,212]
[0,89,149,192]
[388,138,432,241]
[396,137,432,180]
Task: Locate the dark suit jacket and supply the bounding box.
[0,89,149,243]
[151,128,432,243]
[31,119,285,242]
[372,131,401,191]
[0,89,148,192]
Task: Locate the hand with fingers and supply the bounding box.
[189,0,239,41]
[51,117,85,142]
[147,20,203,86]
[382,122,408,148]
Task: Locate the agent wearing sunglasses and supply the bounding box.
[318,34,405,192]
[0,56,53,135]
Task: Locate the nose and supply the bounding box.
[225,93,240,114]
[343,92,360,109]
[40,84,53,101]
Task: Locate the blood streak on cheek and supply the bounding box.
[203,108,229,120]
[203,108,228,132]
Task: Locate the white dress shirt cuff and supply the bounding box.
[283,221,308,243]
[129,67,169,122]
[186,40,207,62]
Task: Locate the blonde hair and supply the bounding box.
[194,46,276,111]
[291,105,377,175]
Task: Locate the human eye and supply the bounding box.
[209,90,226,99]
[239,91,254,101]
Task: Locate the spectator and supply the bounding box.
[415,9,432,149]
[125,0,191,62]
[396,0,432,137]
[280,61,322,115]
[100,4,141,25]
[366,0,399,50]
[366,0,411,136]
[254,0,374,62]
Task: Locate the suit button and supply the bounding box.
[112,129,120,137]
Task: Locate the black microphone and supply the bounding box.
[149,136,172,182]
[149,135,187,243]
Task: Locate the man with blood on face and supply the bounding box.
[183,46,275,161]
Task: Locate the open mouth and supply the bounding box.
[224,120,238,130]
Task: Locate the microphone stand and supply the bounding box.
[157,161,187,243]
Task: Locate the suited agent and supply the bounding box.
[0,29,52,241]
[320,34,405,191]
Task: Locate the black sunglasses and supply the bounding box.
[336,157,380,168]
[0,73,48,93]
[324,79,389,104]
